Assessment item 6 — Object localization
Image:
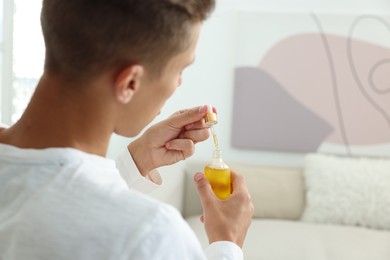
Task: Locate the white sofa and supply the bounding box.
[151,161,390,260]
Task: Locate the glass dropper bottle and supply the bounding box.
[204,105,231,200]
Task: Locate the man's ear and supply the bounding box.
[114,65,144,104]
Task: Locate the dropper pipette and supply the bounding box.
[204,105,219,150]
[211,125,219,151]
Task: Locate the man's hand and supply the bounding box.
[128,105,212,177]
[195,171,254,248]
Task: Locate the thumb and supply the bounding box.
[194,172,215,206]
[168,105,208,128]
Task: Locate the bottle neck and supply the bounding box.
[209,149,229,169]
[212,149,223,160]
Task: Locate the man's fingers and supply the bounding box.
[181,128,210,143]
[194,172,215,207]
[168,105,208,129]
[230,171,250,194]
[230,171,253,214]
[185,118,208,130]
[165,139,195,158]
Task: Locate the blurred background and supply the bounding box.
[1,0,390,167]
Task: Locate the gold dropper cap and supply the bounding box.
[204,105,217,126]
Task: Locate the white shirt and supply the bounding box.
[0,141,243,259]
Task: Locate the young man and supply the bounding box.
[0,0,254,259]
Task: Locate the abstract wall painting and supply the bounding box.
[232,12,390,157]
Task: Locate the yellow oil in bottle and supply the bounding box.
[204,166,231,200]
[204,106,232,200]
[205,127,231,199]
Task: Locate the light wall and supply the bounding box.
[107,0,390,168]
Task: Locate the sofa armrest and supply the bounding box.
[182,161,305,220]
[182,162,205,218]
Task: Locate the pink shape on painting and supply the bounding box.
[259,33,390,145]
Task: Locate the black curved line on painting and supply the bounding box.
[347,15,390,128]
[368,58,390,94]
[311,13,351,155]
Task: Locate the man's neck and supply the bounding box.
[0,74,116,157]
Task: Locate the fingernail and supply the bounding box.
[194,173,203,182]
[198,105,207,114]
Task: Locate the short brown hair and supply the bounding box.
[41,0,215,82]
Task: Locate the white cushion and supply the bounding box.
[301,153,390,230]
[186,217,390,260]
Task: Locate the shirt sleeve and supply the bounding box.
[115,148,162,193]
[206,241,244,260]
[128,204,244,260]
